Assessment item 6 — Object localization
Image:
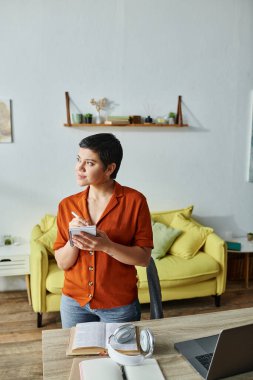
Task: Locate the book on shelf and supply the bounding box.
[104,120,130,125]
[66,321,139,356]
[107,116,129,121]
[226,241,242,251]
[105,116,130,125]
[68,357,165,380]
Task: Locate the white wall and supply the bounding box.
[0,0,253,289]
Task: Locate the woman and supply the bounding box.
[54,133,153,328]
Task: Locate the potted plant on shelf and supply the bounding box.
[3,235,13,245]
[168,112,176,125]
[90,98,107,124]
[84,113,93,124]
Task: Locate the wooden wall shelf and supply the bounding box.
[64,92,188,128]
[64,123,188,128]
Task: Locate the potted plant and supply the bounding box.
[84,113,93,124]
[4,235,13,245]
[90,98,107,124]
[168,112,176,125]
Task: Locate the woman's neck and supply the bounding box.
[88,179,115,201]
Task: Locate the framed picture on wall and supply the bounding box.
[248,101,253,182]
[0,99,13,143]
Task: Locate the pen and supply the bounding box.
[71,211,80,218]
[70,212,81,247]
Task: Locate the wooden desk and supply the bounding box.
[42,307,253,380]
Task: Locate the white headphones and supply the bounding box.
[107,324,155,366]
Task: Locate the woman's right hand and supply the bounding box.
[69,216,90,228]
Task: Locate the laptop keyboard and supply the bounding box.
[195,353,213,370]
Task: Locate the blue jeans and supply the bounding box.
[60,294,141,328]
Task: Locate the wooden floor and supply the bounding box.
[0,282,253,380]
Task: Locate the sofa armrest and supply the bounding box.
[30,225,50,313]
[203,233,227,295]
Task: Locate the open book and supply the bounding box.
[66,322,139,356]
[68,358,165,380]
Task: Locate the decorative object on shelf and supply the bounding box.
[145,115,153,123]
[0,235,22,246]
[0,98,13,143]
[4,236,13,245]
[129,115,142,124]
[156,118,165,124]
[84,113,93,123]
[0,235,14,246]
[72,113,83,123]
[175,95,183,126]
[226,241,242,251]
[95,112,101,124]
[247,233,253,241]
[168,112,176,125]
[90,97,107,124]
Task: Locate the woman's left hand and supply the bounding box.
[71,229,112,253]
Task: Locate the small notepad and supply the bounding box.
[69,225,96,246]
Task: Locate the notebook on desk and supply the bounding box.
[68,357,165,380]
[174,323,253,380]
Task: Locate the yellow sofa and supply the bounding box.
[138,206,227,305]
[30,207,227,327]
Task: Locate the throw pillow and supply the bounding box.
[151,221,182,260]
[37,218,57,255]
[169,213,213,259]
[151,205,194,226]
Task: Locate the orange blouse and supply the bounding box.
[53,181,153,309]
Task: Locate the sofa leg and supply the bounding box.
[37,312,42,328]
[214,295,221,307]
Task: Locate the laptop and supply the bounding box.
[174,323,253,380]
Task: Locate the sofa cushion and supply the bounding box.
[169,213,213,259]
[151,205,193,226]
[37,217,57,256]
[137,251,220,290]
[151,221,182,260]
[46,262,64,294]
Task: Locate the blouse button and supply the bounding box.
[88,294,93,299]
[88,281,93,286]
[88,266,93,271]
[89,251,94,255]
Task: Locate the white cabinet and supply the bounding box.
[0,243,31,304]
